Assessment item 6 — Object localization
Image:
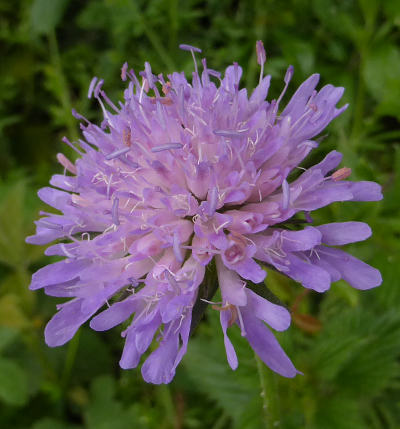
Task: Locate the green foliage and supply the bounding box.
[0,0,399,428]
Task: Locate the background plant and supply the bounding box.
[0,0,399,428]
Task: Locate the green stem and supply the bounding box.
[157,384,177,429]
[61,329,81,392]
[143,23,177,72]
[255,353,279,428]
[48,30,79,142]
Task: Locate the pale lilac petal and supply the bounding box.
[234,258,266,284]
[141,332,179,384]
[317,247,382,290]
[316,222,371,245]
[220,310,238,370]
[246,289,290,331]
[216,256,247,306]
[30,259,90,290]
[90,298,137,331]
[45,299,91,347]
[241,309,298,378]
[120,330,141,369]
[348,181,383,201]
[285,254,331,292]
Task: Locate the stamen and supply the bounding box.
[120,157,139,169]
[57,153,77,174]
[151,143,183,153]
[179,44,202,53]
[112,197,120,226]
[179,44,201,79]
[235,306,247,336]
[121,62,128,81]
[208,187,218,215]
[166,271,180,294]
[282,179,290,210]
[39,219,63,230]
[93,79,104,98]
[256,40,266,84]
[71,109,89,123]
[62,137,83,155]
[275,65,294,110]
[332,167,351,181]
[213,129,243,138]
[105,147,131,160]
[99,90,120,113]
[173,231,183,262]
[144,62,155,89]
[88,76,98,99]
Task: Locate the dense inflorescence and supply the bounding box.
[27,42,382,384]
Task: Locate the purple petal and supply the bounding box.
[120,330,141,369]
[141,332,179,384]
[220,310,238,370]
[241,308,298,377]
[90,298,137,331]
[348,181,383,201]
[246,289,290,331]
[285,254,331,292]
[316,222,371,245]
[216,257,247,306]
[30,259,90,290]
[281,227,322,252]
[45,299,91,347]
[317,247,382,290]
[234,258,266,284]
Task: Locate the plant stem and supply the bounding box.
[48,30,79,142]
[61,329,80,392]
[158,384,177,429]
[255,353,279,428]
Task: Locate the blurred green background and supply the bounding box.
[0,0,399,428]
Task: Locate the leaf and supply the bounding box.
[0,326,18,353]
[0,357,29,406]
[32,417,83,429]
[84,375,145,429]
[363,43,400,119]
[184,312,263,428]
[30,0,69,35]
[0,293,30,330]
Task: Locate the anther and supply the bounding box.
[105,147,131,160]
[151,143,183,153]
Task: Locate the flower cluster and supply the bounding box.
[27,42,382,384]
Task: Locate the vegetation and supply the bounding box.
[0,0,399,427]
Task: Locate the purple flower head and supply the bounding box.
[27,42,382,384]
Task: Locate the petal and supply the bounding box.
[220,310,238,370]
[216,256,247,306]
[45,299,91,347]
[281,227,322,252]
[285,254,331,292]
[317,247,382,290]
[348,181,383,201]
[30,259,91,290]
[246,289,291,331]
[241,308,298,378]
[119,330,141,369]
[234,258,266,284]
[90,298,137,331]
[141,330,179,384]
[316,222,371,245]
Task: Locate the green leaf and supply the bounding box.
[85,375,144,429]
[363,43,400,119]
[30,0,69,35]
[0,326,18,353]
[0,357,29,406]
[32,417,82,429]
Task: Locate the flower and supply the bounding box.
[27,41,382,384]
